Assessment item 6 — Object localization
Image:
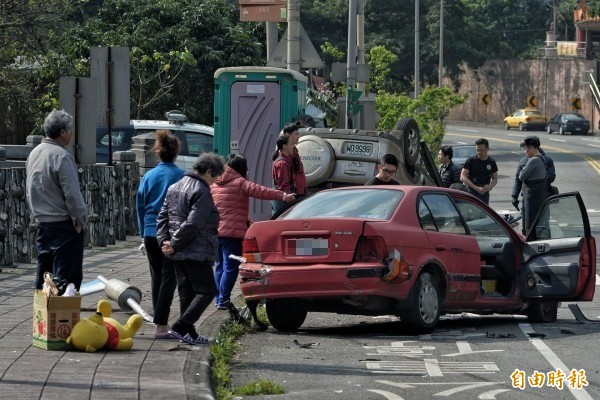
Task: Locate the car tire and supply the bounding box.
[266,299,308,332]
[504,122,510,130]
[393,118,420,167]
[546,125,552,134]
[526,301,558,323]
[519,123,525,131]
[296,135,335,186]
[400,272,441,332]
[559,126,564,135]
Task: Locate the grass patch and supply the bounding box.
[235,380,285,396]
[211,304,283,399]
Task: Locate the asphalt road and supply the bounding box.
[229,124,600,400]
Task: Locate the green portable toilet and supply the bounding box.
[214,66,307,221]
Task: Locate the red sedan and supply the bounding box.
[239,186,596,332]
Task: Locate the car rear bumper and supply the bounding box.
[239,263,412,301]
[524,122,546,129]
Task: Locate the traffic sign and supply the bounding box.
[571,97,582,110]
[527,96,538,108]
[351,103,364,115]
[347,88,362,102]
[480,94,490,106]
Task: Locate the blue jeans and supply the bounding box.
[214,237,243,306]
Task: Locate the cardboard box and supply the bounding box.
[32,290,81,350]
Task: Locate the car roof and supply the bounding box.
[131,120,214,134]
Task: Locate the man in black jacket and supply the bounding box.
[157,153,225,345]
[437,145,462,188]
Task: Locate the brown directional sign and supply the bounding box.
[240,4,287,21]
[239,0,287,22]
[480,94,490,106]
[571,97,582,110]
[527,96,538,108]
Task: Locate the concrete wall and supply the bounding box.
[447,58,599,129]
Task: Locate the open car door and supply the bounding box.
[520,192,596,301]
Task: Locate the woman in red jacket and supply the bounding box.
[211,154,295,312]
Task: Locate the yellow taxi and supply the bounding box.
[503,108,547,131]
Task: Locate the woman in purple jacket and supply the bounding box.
[211,154,294,313]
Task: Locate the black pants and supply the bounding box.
[171,259,218,335]
[35,220,84,290]
[144,236,177,325]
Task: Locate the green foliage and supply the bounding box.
[235,380,285,396]
[376,86,468,151]
[366,46,398,94]
[211,320,245,400]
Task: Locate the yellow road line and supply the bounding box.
[446,132,600,176]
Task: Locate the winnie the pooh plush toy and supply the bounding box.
[66,299,143,352]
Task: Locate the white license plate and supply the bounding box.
[287,238,329,256]
[343,142,372,156]
[576,128,581,131]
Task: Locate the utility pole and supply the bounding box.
[415,0,420,97]
[287,0,301,72]
[346,0,358,128]
[438,0,444,87]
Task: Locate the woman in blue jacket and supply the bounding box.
[136,130,184,339]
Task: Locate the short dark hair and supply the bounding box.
[226,153,248,177]
[475,138,489,148]
[381,153,399,167]
[193,153,225,178]
[283,123,299,135]
[439,145,453,159]
[521,136,540,149]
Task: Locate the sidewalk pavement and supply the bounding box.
[0,236,235,400]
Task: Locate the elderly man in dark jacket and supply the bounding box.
[157,153,225,345]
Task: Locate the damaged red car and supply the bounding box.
[239,186,596,332]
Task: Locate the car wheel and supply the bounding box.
[519,123,525,131]
[546,125,552,134]
[559,126,564,135]
[266,299,308,332]
[526,301,558,323]
[400,272,441,332]
[504,122,510,130]
[393,118,420,167]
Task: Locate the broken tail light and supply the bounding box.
[243,237,262,263]
[383,249,409,282]
[353,236,388,263]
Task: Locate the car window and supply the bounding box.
[525,110,542,116]
[420,194,466,234]
[183,129,213,156]
[283,189,404,220]
[453,198,510,239]
[564,114,583,120]
[99,130,127,146]
[453,147,474,158]
[528,195,586,241]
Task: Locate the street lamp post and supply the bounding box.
[415,0,420,97]
[439,0,444,87]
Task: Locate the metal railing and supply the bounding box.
[588,70,600,111]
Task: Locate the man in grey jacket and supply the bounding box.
[157,153,225,345]
[26,110,88,291]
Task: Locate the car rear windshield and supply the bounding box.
[525,110,542,116]
[283,189,404,220]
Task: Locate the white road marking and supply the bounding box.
[519,323,593,400]
[435,382,502,396]
[586,209,600,213]
[376,380,505,389]
[363,359,499,375]
[596,274,600,286]
[582,137,600,143]
[548,138,566,143]
[586,144,600,149]
[478,389,513,399]
[443,341,505,357]
[507,133,527,138]
[364,341,435,358]
[367,389,406,400]
[456,128,479,133]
